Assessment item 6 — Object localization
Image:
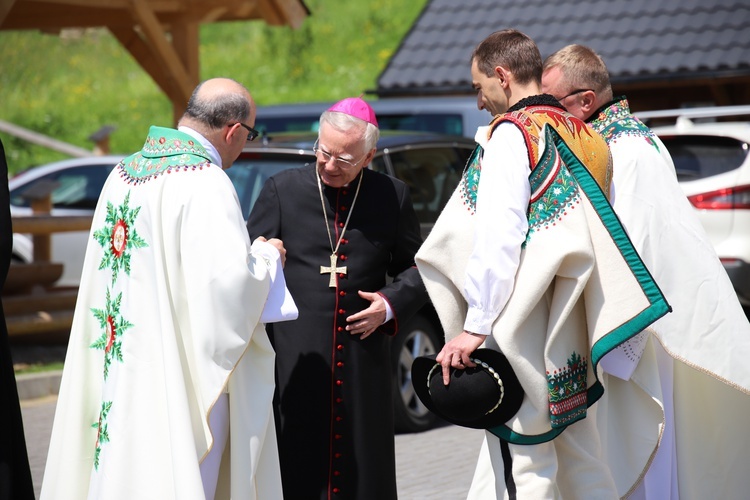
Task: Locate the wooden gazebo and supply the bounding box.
[0,0,310,122]
[0,0,309,337]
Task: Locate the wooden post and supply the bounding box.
[20,178,59,262]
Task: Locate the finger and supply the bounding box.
[453,353,465,368]
[441,362,451,386]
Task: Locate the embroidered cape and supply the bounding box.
[416,124,669,444]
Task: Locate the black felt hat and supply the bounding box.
[411,348,524,429]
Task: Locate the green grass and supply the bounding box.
[14,361,65,375]
[0,0,428,173]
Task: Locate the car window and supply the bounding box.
[226,153,313,219]
[10,164,113,210]
[659,135,748,181]
[376,146,472,223]
[376,114,464,136]
[255,117,321,135]
[256,113,465,136]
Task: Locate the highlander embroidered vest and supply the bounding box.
[489,105,613,198]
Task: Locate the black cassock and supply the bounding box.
[247,164,428,500]
[0,138,35,500]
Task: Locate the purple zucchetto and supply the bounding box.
[327,97,379,127]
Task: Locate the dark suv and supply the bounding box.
[227,131,476,432]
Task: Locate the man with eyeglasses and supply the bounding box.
[542,44,750,500]
[41,78,298,500]
[247,97,428,500]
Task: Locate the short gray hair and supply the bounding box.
[183,79,252,130]
[319,110,380,151]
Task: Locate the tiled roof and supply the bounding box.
[376,0,750,96]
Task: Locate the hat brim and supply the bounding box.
[412,348,524,430]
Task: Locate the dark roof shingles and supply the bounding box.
[377,0,750,92]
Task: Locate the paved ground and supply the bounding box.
[20,395,486,499]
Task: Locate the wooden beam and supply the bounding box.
[170,19,200,122]
[11,215,92,234]
[255,0,283,25]
[6,310,74,337]
[126,0,192,106]
[1,0,308,30]
[2,3,124,29]
[108,25,185,107]
[4,262,64,294]
[258,0,308,28]
[0,0,18,26]
[2,289,78,316]
[14,0,184,10]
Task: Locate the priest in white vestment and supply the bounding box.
[40,78,296,500]
[543,45,750,500]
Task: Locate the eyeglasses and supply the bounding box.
[557,88,594,102]
[313,140,366,168]
[235,122,259,142]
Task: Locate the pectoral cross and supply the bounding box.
[320,253,347,288]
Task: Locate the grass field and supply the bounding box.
[0,0,428,173]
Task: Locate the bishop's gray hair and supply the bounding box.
[319,110,380,151]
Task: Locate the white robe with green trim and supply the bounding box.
[40,126,286,500]
[591,100,750,499]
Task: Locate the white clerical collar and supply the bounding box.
[177,125,222,168]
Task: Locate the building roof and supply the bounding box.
[376,0,750,97]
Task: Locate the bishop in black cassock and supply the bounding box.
[247,135,428,498]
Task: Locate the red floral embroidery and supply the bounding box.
[105,316,116,353]
[111,220,128,257]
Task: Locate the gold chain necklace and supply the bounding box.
[317,168,364,287]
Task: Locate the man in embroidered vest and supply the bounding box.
[416,29,670,499]
[542,44,750,500]
[40,78,297,500]
[246,97,428,499]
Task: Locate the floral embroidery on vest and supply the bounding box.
[460,145,482,214]
[490,106,612,196]
[589,97,661,154]
[92,191,148,284]
[526,144,581,245]
[546,351,588,428]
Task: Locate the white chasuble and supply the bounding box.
[593,99,750,500]
[41,126,284,500]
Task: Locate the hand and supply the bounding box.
[345,291,387,340]
[255,236,287,267]
[435,330,485,385]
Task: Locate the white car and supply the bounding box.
[9,155,122,286]
[638,105,750,305]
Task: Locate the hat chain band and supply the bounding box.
[426,357,506,415]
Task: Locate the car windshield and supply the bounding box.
[660,135,749,181]
[226,153,311,219]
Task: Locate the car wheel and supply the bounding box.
[392,314,442,433]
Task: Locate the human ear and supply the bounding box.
[494,66,511,87]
